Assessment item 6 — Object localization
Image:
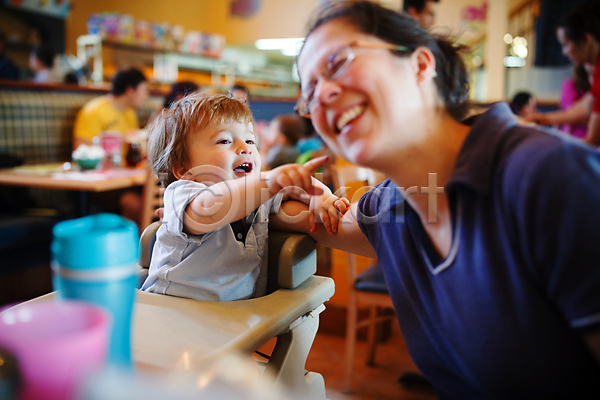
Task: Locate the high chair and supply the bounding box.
[14,222,334,399]
[138,171,164,232]
[330,164,396,392]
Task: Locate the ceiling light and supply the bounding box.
[255,38,304,57]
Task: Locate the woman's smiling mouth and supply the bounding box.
[336,104,365,132]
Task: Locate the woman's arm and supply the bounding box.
[270,200,377,258]
[527,93,592,126]
[583,112,600,146]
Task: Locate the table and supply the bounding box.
[17,275,335,399]
[0,164,147,215]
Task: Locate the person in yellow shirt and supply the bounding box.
[72,67,149,225]
[73,67,149,149]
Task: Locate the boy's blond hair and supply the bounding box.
[147,92,254,187]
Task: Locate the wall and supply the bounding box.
[66,0,318,55]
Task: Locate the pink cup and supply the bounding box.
[0,300,111,400]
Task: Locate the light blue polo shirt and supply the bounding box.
[142,179,282,301]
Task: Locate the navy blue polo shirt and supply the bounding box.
[358,103,600,399]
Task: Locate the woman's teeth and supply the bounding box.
[336,105,365,132]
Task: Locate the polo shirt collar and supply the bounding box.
[448,102,518,194]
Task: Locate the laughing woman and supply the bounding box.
[283,1,600,398]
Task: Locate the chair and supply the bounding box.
[330,164,396,392]
[139,170,164,232]
[137,221,333,399]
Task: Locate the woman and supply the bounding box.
[527,0,600,146]
[289,1,600,398]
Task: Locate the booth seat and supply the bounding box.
[0,82,163,165]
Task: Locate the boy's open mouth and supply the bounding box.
[233,162,253,174]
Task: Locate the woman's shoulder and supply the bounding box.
[498,126,600,198]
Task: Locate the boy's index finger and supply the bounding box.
[302,155,329,173]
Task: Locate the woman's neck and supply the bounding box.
[385,111,471,232]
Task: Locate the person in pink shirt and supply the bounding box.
[527,0,600,146]
[559,65,590,138]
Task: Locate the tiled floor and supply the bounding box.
[305,322,438,400]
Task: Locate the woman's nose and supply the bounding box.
[314,77,342,109]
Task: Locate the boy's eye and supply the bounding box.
[217,139,231,145]
[246,139,255,145]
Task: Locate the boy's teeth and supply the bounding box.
[336,105,365,131]
[234,162,252,173]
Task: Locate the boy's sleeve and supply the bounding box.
[266,192,285,215]
[162,180,211,240]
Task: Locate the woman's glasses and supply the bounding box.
[295,40,410,118]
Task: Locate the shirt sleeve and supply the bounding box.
[591,56,600,113]
[510,140,600,333]
[162,180,211,241]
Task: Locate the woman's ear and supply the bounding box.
[411,46,437,84]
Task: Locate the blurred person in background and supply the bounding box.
[229,84,250,105]
[527,0,600,146]
[163,81,199,108]
[260,114,304,170]
[73,67,149,149]
[73,67,150,225]
[0,30,19,80]
[509,91,538,119]
[559,65,591,138]
[403,0,439,30]
[29,45,61,83]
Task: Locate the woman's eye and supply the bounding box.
[328,56,346,76]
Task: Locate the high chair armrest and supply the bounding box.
[268,231,317,291]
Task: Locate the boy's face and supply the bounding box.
[178,121,260,181]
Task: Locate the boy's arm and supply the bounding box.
[184,157,329,235]
[183,172,269,235]
[270,200,376,258]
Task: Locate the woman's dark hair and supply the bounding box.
[299,0,470,122]
[509,91,533,115]
[164,81,199,108]
[573,65,591,93]
[557,0,600,44]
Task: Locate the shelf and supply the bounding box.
[76,34,299,98]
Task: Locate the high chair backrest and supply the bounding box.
[138,221,317,291]
[139,171,164,232]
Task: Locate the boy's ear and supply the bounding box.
[172,164,187,180]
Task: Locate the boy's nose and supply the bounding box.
[237,147,251,155]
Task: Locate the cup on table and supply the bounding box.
[99,131,124,169]
[51,213,139,368]
[0,301,110,400]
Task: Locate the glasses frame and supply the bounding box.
[295,40,411,118]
